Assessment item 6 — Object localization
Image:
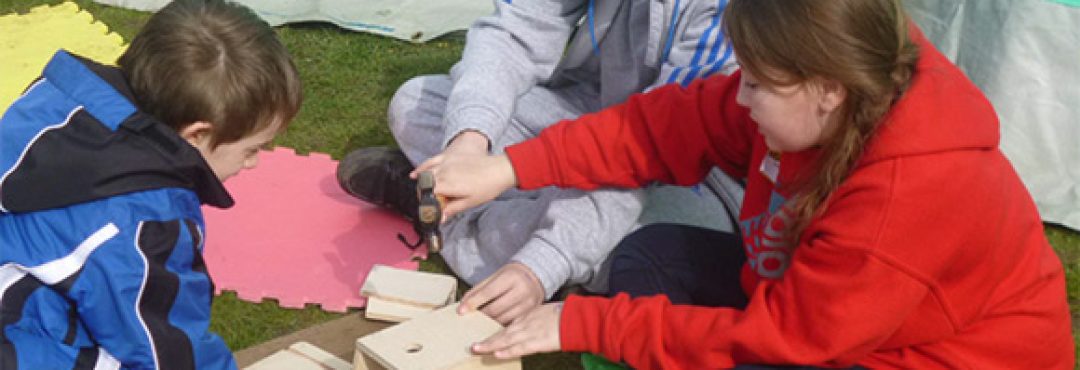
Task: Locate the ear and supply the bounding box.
[817,79,847,114]
[178,121,214,148]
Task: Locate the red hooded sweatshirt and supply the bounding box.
[504,31,1074,369]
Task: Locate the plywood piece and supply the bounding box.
[234,312,391,368]
[364,296,437,323]
[352,351,386,370]
[353,354,516,370]
[361,265,457,307]
[246,341,352,370]
[360,265,457,322]
[354,304,521,370]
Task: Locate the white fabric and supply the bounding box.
[93,348,121,370]
[905,0,1080,230]
[93,0,493,43]
[26,223,118,285]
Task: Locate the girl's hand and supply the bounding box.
[411,152,517,220]
[471,302,563,359]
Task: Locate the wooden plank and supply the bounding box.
[360,265,457,308]
[246,341,352,370]
[364,296,437,323]
[234,312,391,367]
[355,304,521,370]
[360,264,457,322]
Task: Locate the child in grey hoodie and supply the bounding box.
[338,0,743,324]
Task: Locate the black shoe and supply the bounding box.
[337,146,419,222]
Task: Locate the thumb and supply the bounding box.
[410,155,443,179]
[440,198,473,222]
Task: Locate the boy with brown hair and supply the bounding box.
[0,0,301,368]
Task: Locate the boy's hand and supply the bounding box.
[472,302,563,359]
[411,152,517,220]
[458,262,544,324]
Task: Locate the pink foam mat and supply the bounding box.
[201,148,424,312]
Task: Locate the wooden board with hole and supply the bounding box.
[353,303,521,370]
[360,264,458,323]
[246,341,352,370]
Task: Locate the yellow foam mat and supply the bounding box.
[0,2,126,115]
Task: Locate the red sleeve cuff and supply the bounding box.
[505,139,556,190]
[560,294,611,354]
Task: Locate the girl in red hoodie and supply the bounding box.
[413,0,1075,368]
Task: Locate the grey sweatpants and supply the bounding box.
[388,75,741,297]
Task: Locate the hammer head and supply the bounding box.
[416,171,443,253]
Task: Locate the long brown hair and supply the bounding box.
[118,0,302,148]
[722,0,919,244]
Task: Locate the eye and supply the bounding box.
[743,80,759,90]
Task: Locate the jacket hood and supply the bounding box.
[858,28,1000,166]
[0,50,233,213]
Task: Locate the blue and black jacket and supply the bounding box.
[0,50,237,369]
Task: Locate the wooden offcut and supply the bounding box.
[246,341,352,370]
[353,304,521,370]
[360,264,457,323]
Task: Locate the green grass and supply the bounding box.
[1048,225,1080,362]
[209,291,343,350]
[2,1,1077,368]
[272,25,464,159]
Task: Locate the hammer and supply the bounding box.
[416,171,444,253]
